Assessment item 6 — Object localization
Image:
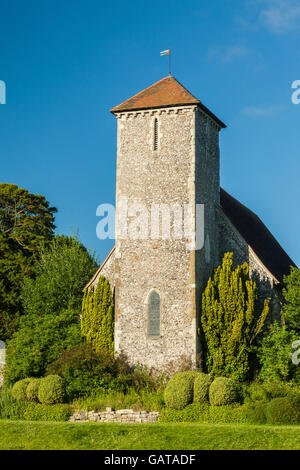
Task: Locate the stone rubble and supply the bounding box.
[69,407,159,423]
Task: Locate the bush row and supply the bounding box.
[0,390,72,421]
[11,375,65,405]
[160,395,300,425]
[164,372,240,409]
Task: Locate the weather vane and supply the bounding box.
[160,49,171,76]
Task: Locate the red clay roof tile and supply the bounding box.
[110,76,200,113]
[110,76,226,128]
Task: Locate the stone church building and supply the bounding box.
[86,76,296,372]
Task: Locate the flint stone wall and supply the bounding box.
[113,105,221,372]
[69,408,159,423]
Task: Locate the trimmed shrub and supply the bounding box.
[266,395,300,425]
[209,377,239,406]
[26,378,41,402]
[11,378,32,402]
[164,371,198,410]
[193,373,213,404]
[21,402,72,421]
[38,375,65,405]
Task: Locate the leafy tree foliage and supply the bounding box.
[201,252,270,381]
[81,276,114,355]
[0,183,56,339]
[258,267,300,383]
[5,236,98,384]
[258,322,299,383]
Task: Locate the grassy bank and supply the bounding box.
[0,420,299,450]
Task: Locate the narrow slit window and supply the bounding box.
[153,118,158,151]
[148,290,160,337]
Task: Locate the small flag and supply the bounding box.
[160,49,170,56]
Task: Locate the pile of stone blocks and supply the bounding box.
[69,408,159,423]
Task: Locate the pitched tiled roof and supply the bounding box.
[110,76,226,128]
[220,188,297,283]
[85,246,115,290]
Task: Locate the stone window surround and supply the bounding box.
[145,288,163,340]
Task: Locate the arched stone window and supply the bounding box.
[147,290,160,337]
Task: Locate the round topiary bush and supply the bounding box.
[209,377,239,406]
[266,395,300,425]
[193,373,213,404]
[38,375,65,405]
[11,378,32,402]
[26,378,41,402]
[164,371,198,410]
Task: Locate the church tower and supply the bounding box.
[110,76,226,371]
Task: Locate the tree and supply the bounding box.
[4,235,98,384]
[201,252,270,381]
[258,267,300,383]
[258,322,299,383]
[282,267,300,333]
[81,275,114,355]
[0,183,57,339]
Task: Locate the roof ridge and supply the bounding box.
[221,187,283,249]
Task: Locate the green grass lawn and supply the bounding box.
[0,420,299,450]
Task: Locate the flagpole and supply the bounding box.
[160,49,171,76]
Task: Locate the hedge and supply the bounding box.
[266,395,300,425]
[21,403,73,421]
[26,378,41,402]
[159,403,249,424]
[11,378,32,402]
[193,373,213,404]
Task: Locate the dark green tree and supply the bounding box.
[258,267,300,383]
[0,183,57,339]
[4,235,98,384]
[201,252,270,381]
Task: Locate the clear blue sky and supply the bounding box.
[1,0,299,266]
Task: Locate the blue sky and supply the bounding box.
[0,0,299,266]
